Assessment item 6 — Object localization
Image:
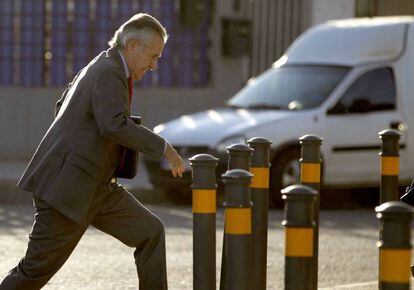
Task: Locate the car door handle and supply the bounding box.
[390,121,403,130]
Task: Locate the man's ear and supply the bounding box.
[126,38,139,52]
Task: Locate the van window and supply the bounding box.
[328,68,395,114]
[227,65,350,110]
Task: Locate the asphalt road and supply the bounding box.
[0,194,413,290]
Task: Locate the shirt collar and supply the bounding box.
[117,49,130,78]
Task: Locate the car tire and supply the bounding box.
[270,147,301,206]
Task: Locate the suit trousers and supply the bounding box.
[0,183,167,290]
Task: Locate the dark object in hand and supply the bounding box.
[115,116,141,179]
[400,180,414,206]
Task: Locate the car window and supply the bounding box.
[227,65,350,110]
[328,68,395,114]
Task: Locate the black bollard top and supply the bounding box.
[376,201,414,215]
[190,154,219,164]
[222,168,253,182]
[247,137,272,167]
[227,143,254,153]
[190,154,219,170]
[379,129,400,156]
[247,137,272,146]
[299,134,323,145]
[281,184,317,201]
[299,134,323,163]
[190,154,219,189]
[222,169,253,207]
[281,184,317,227]
[378,129,401,140]
[227,143,253,171]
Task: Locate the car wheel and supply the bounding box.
[270,147,301,206]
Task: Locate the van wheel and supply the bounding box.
[270,147,301,206]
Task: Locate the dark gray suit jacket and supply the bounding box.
[18,48,166,224]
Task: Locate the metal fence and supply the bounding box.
[0,0,211,87]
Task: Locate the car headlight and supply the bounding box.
[216,136,247,153]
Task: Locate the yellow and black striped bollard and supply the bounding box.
[220,143,253,290]
[190,154,219,290]
[299,134,322,290]
[282,184,317,290]
[247,137,272,290]
[379,129,401,204]
[222,169,253,290]
[376,201,413,290]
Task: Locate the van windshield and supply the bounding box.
[227,65,350,110]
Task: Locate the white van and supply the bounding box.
[145,16,414,203]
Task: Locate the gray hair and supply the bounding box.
[108,13,168,49]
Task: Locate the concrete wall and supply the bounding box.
[0,87,58,160]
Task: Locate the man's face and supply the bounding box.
[124,34,164,81]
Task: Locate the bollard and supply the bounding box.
[190,154,219,290]
[222,169,254,290]
[220,143,253,290]
[247,137,272,290]
[299,134,323,290]
[227,143,254,171]
[379,129,401,204]
[282,184,317,290]
[376,201,413,290]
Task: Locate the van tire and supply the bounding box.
[270,147,301,206]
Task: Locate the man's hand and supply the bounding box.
[164,143,185,177]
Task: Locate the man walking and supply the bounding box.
[0,13,184,290]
